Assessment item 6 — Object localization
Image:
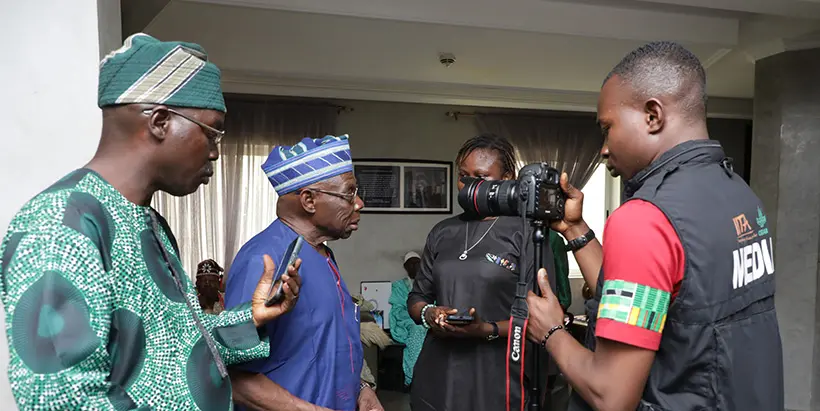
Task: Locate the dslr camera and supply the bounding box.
[458,163,565,221]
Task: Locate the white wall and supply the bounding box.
[0,0,120,407]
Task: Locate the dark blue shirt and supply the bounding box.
[225,219,363,411]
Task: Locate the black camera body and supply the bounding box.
[458,163,565,221]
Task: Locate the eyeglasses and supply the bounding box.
[142,107,225,145]
[301,187,359,204]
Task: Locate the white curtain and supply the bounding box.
[152,163,228,278]
[152,97,337,278]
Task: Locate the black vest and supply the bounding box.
[570,140,784,411]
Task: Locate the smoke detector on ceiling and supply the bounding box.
[439,52,456,68]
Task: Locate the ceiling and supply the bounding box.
[132,0,820,116]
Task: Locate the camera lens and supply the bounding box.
[457,177,519,218]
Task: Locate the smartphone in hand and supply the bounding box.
[445,314,474,326]
[265,236,304,307]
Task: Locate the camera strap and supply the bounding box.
[506,281,529,411]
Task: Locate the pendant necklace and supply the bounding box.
[459,218,499,261]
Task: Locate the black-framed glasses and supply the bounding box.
[301,187,359,204]
[142,107,225,145]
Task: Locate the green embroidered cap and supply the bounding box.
[98,33,226,112]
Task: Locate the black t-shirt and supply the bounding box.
[408,214,556,411]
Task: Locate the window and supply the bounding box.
[567,162,621,278]
[151,148,279,277]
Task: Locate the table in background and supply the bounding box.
[377,339,408,392]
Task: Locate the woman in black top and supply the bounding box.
[407,134,556,411]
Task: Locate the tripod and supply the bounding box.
[527,221,546,411]
[507,220,554,411]
[507,218,550,411]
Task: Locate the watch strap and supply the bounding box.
[487,321,499,341]
[565,229,595,252]
[360,380,374,392]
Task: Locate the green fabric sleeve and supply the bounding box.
[157,228,269,367]
[1,230,119,410]
[549,230,572,310]
[201,302,270,366]
[388,280,412,344]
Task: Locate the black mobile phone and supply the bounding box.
[265,236,304,307]
[446,314,474,326]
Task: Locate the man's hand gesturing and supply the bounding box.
[251,255,302,327]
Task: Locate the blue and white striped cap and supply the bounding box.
[262,135,353,195]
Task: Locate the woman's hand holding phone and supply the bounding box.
[424,306,458,333]
[426,307,488,338]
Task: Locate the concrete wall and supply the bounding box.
[0,0,121,407]
[752,48,820,411]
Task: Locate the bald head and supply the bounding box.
[604,41,707,121]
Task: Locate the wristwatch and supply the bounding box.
[486,321,499,341]
[360,380,373,392]
[565,229,595,252]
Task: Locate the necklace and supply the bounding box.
[459,218,499,261]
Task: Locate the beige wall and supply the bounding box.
[331,100,478,292]
[323,99,752,316]
[0,0,121,407]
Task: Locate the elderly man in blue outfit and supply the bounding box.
[225,135,384,411]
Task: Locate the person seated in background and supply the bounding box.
[197,259,226,314]
[225,135,383,411]
[356,297,393,391]
[388,251,427,389]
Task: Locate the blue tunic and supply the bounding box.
[225,219,363,411]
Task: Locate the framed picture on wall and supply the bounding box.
[353,159,453,214]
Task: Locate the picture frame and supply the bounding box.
[353,159,453,214]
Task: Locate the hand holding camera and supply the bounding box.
[550,172,589,240]
[457,163,566,222]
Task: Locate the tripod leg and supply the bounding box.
[528,224,546,411]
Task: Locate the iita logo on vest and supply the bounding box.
[732,207,769,243]
[731,208,774,289]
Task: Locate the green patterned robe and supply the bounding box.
[0,169,269,410]
[388,277,426,386]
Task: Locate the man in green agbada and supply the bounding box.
[0,33,301,410]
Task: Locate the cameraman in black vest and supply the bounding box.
[525,41,785,411]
